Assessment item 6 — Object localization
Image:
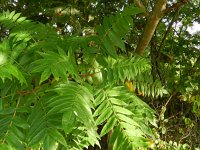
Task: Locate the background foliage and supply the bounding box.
[0,0,200,149]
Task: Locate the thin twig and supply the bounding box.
[179,129,192,143]
[162,0,189,15]
[158,9,179,52]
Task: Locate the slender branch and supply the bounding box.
[133,0,149,17]
[162,0,189,15]
[179,128,192,143]
[17,87,40,95]
[158,95,173,122]
[158,9,179,52]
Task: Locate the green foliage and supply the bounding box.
[104,56,151,82]
[132,73,168,98]
[31,48,78,83]
[95,6,143,58]
[150,140,190,150]
[94,86,156,149]
[0,7,163,149]
[1,1,198,149]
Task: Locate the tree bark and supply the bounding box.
[135,0,168,55]
[134,0,189,55]
[133,0,149,17]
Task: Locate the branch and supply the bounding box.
[133,0,149,17]
[135,0,189,55]
[17,87,39,95]
[162,0,189,15]
[158,9,179,52]
[135,0,168,55]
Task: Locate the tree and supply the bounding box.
[0,0,199,149]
